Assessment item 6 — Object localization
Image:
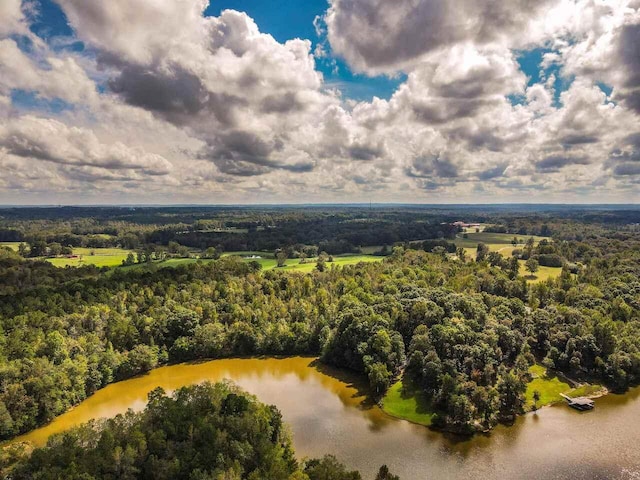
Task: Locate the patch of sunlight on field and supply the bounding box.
[44,248,134,268]
[261,255,383,272]
[518,261,562,283]
[454,232,548,250]
[123,254,384,273]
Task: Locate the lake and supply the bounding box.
[11,357,640,479]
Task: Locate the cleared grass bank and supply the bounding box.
[525,364,604,410]
[381,378,435,426]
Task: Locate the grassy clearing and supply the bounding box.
[454,232,548,250]
[221,251,274,258]
[251,255,383,272]
[119,254,382,273]
[525,365,604,410]
[525,365,572,409]
[381,378,435,426]
[0,242,20,251]
[44,247,134,268]
[459,224,489,233]
[359,245,384,254]
[457,232,544,260]
[518,261,562,283]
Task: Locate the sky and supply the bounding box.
[0,0,639,205]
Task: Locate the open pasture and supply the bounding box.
[234,254,384,272]
[454,232,548,251]
[45,247,134,268]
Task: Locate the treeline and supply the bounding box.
[145,217,458,254]
[4,382,398,480]
[1,207,461,255]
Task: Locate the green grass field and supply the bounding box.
[44,247,134,268]
[525,365,603,410]
[0,242,20,251]
[381,378,435,426]
[221,251,274,258]
[118,254,382,273]
[454,232,548,251]
[359,245,384,254]
[231,254,383,272]
[525,364,573,409]
[518,261,563,283]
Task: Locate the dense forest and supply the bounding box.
[0,206,639,474]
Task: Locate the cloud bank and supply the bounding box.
[0,0,638,203]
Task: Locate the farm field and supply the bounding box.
[119,253,383,272]
[454,231,549,253]
[232,253,383,272]
[359,245,384,254]
[220,251,274,258]
[0,242,20,251]
[44,247,134,268]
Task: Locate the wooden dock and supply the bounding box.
[560,393,594,410]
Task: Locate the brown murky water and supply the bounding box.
[9,357,640,479]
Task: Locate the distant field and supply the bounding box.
[45,247,134,268]
[197,228,249,234]
[119,253,383,273]
[359,245,383,254]
[221,251,274,258]
[232,254,383,272]
[452,232,562,282]
[459,223,490,233]
[454,232,548,251]
[0,242,20,251]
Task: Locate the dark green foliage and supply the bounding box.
[303,455,362,480]
[7,383,300,479]
[376,465,400,480]
[7,382,374,480]
[322,306,405,394]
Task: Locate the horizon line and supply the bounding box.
[1,202,639,208]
